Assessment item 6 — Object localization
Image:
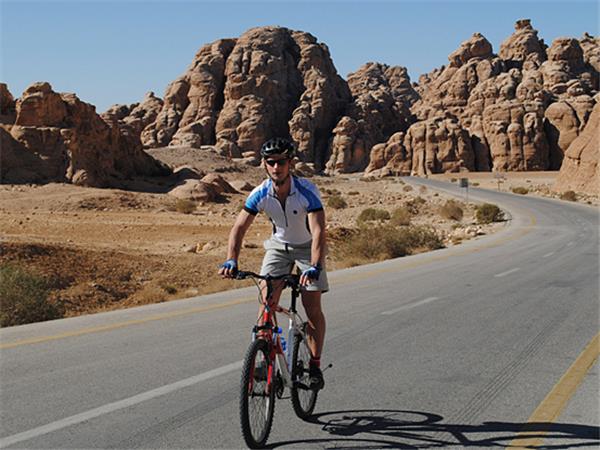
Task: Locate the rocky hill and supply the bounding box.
[1,21,598,193]
[0,83,169,187]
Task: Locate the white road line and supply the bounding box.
[381,297,440,315]
[0,360,243,448]
[494,268,520,278]
[542,252,555,258]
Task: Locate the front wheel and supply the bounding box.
[290,333,318,419]
[240,339,275,448]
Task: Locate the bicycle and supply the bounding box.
[235,270,322,449]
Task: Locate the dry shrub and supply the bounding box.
[336,225,443,262]
[404,196,427,214]
[512,186,529,195]
[327,195,347,209]
[475,203,504,224]
[0,264,63,326]
[357,208,390,224]
[560,190,577,201]
[390,207,411,226]
[403,185,413,192]
[175,198,197,214]
[439,200,464,221]
[348,191,360,196]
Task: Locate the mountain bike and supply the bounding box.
[235,270,320,449]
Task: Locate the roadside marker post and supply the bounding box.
[459,177,469,203]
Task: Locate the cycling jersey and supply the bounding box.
[244,176,323,245]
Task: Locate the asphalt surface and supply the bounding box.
[1,177,598,449]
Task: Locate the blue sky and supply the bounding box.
[1,0,597,112]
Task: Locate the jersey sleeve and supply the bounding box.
[244,183,268,215]
[296,179,323,213]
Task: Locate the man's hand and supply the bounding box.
[300,264,321,286]
[219,259,238,278]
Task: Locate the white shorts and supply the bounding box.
[260,239,329,293]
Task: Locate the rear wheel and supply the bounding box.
[290,333,318,419]
[240,339,275,448]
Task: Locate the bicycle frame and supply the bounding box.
[242,272,312,391]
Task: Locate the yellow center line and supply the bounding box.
[509,332,600,448]
[1,209,537,350]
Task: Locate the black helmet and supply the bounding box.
[260,137,295,159]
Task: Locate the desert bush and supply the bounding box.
[419,185,427,194]
[404,196,427,214]
[403,185,413,192]
[175,198,196,214]
[512,186,529,195]
[450,178,457,183]
[337,225,443,262]
[323,188,341,196]
[472,182,480,187]
[357,208,390,223]
[0,264,63,327]
[475,203,504,224]
[560,190,577,201]
[327,195,347,209]
[439,200,464,221]
[348,191,360,196]
[390,207,411,226]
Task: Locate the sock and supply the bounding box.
[309,357,321,368]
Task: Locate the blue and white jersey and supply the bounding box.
[244,176,324,245]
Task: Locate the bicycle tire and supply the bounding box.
[290,333,318,419]
[239,339,275,448]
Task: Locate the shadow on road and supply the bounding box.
[267,409,599,449]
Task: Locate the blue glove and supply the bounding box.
[302,264,321,281]
[220,259,238,272]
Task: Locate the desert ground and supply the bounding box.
[2,150,591,322]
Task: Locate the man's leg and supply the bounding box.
[301,291,326,359]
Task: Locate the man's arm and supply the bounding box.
[219,209,255,277]
[307,209,326,267]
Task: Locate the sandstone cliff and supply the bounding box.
[0,83,169,186]
[554,100,599,195]
[370,20,598,179]
[140,27,351,170]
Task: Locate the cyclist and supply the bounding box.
[219,137,328,389]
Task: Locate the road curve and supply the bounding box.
[1,178,598,449]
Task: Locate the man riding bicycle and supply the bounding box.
[218,137,328,389]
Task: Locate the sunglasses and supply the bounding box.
[265,158,289,167]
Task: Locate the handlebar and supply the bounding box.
[235,270,300,290]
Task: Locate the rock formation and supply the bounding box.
[0,83,169,186]
[325,62,416,173]
[367,20,598,181]
[554,100,599,195]
[142,27,351,171]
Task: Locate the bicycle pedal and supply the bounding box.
[322,363,333,372]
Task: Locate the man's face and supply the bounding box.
[263,155,291,186]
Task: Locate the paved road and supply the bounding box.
[1,178,598,449]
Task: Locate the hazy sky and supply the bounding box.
[2,0,597,112]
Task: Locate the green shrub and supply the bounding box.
[512,186,529,195]
[327,195,347,209]
[475,203,504,224]
[357,208,390,223]
[560,190,577,201]
[0,264,63,327]
[175,198,196,214]
[338,225,443,261]
[439,200,464,221]
[390,207,411,226]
